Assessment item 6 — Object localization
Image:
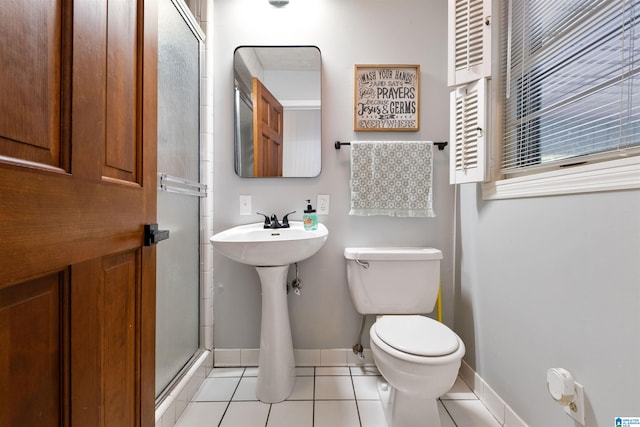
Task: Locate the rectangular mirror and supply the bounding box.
[234,46,321,177]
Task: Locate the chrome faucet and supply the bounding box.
[257,211,296,229]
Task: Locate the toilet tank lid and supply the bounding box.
[344,247,442,261]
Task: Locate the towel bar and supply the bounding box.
[334,141,448,150]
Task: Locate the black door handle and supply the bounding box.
[144,224,170,246]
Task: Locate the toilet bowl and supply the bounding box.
[370,315,465,427]
[344,247,465,427]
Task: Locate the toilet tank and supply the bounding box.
[344,247,442,314]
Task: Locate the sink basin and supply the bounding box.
[210,221,328,266]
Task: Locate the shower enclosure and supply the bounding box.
[156,0,206,399]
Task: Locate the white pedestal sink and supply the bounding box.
[210,221,328,403]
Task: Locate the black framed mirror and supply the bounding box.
[234,46,321,177]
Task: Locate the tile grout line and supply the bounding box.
[440,399,460,427]
[264,403,272,427]
[311,367,316,426]
[216,367,245,427]
[352,369,365,427]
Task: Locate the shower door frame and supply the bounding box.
[155,0,207,404]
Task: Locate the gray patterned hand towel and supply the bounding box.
[349,141,435,217]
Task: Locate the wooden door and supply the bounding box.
[252,77,284,176]
[0,0,157,426]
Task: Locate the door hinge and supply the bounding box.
[144,224,170,246]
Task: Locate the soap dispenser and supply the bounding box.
[303,200,318,230]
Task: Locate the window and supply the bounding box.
[448,0,640,197]
[502,0,640,173]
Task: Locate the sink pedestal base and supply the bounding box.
[254,265,296,403]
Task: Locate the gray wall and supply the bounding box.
[212,0,453,349]
[456,184,640,425]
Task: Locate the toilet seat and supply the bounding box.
[373,315,459,357]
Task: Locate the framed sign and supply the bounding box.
[354,64,420,131]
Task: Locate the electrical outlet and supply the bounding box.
[565,382,585,425]
[317,194,330,215]
[239,195,252,215]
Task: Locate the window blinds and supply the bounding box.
[502,0,640,173]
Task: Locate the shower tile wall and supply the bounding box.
[192,0,214,354]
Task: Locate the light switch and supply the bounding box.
[239,195,252,215]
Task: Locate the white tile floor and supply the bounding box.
[175,366,502,427]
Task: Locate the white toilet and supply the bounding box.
[344,247,465,427]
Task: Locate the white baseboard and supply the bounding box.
[213,347,376,367]
[459,360,529,427]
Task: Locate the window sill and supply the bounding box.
[481,156,640,199]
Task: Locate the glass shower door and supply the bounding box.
[156,0,205,398]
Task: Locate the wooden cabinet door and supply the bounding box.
[0,0,158,426]
[252,77,284,177]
